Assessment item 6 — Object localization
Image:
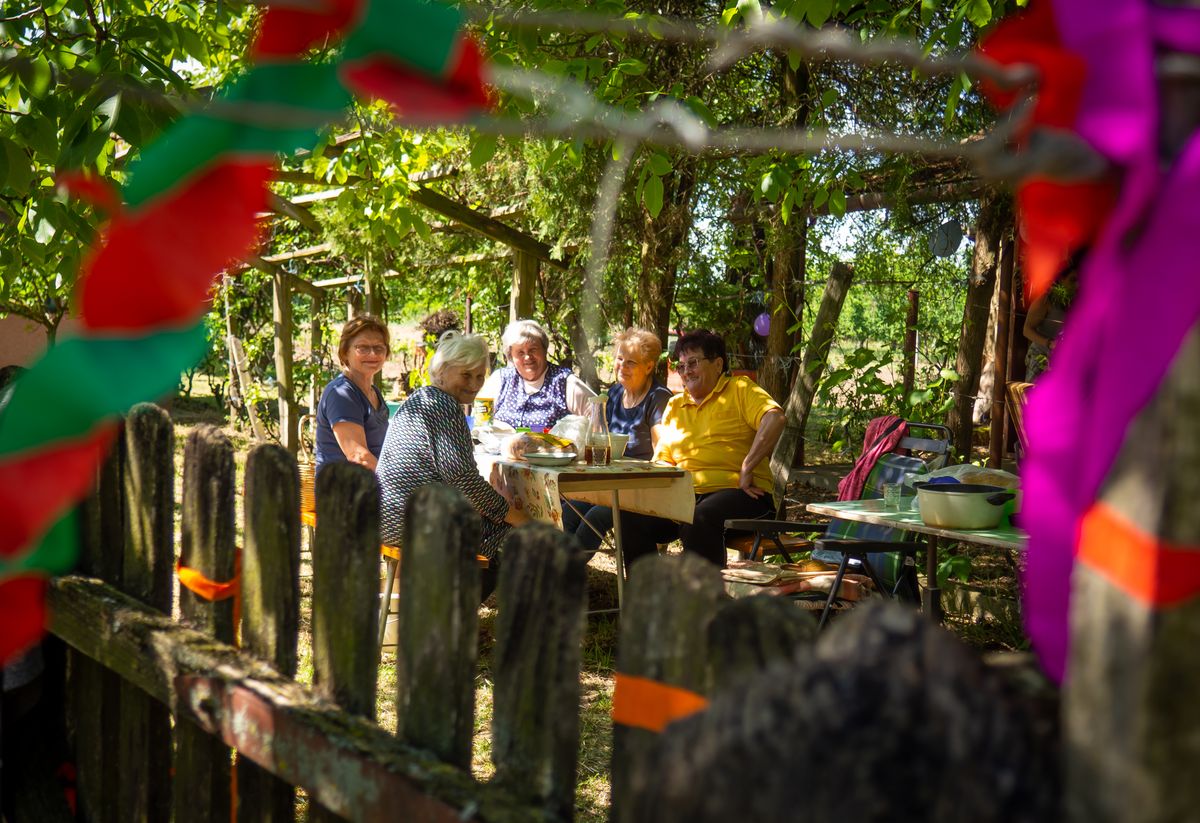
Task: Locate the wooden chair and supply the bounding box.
[1006,381,1034,460]
[377,544,489,653]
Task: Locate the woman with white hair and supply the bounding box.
[479,319,595,431]
[377,332,529,597]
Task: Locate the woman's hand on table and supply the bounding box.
[502,433,534,460]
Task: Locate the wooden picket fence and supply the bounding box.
[34,401,1059,822]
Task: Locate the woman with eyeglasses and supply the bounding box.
[314,314,391,474]
[561,327,674,550]
[479,319,595,432]
[616,329,786,570]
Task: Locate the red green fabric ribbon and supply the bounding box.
[0,0,492,664]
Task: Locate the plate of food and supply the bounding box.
[523,451,577,467]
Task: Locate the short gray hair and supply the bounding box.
[501,319,549,357]
[429,331,490,380]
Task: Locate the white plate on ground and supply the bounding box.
[523,452,577,467]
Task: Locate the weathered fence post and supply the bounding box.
[176,424,237,823]
[238,443,301,822]
[706,596,816,693]
[491,524,588,820]
[71,433,126,823]
[311,462,379,820]
[611,553,726,823]
[395,484,481,768]
[118,403,175,821]
[1065,325,1200,822]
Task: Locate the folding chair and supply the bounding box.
[724,422,952,627]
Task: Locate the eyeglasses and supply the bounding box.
[674,356,711,374]
[353,344,388,356]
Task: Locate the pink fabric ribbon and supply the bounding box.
[1022,0,1200,681]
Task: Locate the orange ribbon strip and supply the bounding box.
[611,672,709,733]
[176,549,242,644]
[1078,502,1200,607]
[175,548,242,816]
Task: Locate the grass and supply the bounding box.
[166,387,1026,822]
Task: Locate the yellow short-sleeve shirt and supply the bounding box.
[651,374,782,496]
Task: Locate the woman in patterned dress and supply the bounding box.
[478,319,595,431]
[377,332,529,599]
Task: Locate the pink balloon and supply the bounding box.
[753,312,770,337]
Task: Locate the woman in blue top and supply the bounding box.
[315,314,391,474]
[562,328,673,551]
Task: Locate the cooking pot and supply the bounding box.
[913,482,1015,530]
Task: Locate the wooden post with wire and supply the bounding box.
[394,485,482,769]
[175,426,237,823]
[237,443,301,822]
[72,435,126,823]
[310,462,380,822]
[611,554,726,823]
[117,404,175,821]
[491,524,588,819]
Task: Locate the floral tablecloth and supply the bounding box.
[478,455,695,528]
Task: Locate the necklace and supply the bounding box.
[622,382,650,409]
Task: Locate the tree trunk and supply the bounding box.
[637,159,698,344]
[947,191,1008,460]
[769,261,855,491]
[758,56,811,404]
[759,215,807,402]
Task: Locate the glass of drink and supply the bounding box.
[882,483,902,510]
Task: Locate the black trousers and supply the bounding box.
[617,488,775,572]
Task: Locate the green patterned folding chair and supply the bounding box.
[724,422,952,628]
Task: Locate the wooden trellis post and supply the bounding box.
[511,251,538,322]
[272,270,297,452]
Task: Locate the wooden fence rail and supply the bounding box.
[28,402,1060,822]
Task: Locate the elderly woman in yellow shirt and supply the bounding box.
[617,329,785,570]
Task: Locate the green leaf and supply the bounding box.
[642,174,664,218]
[944,72,965,129]
[34,216,56,244]
[820,88,838,108]
[19,54,53,99]
[807,0,833,27]
[616,58,647,76]
[721,6,740,25]
[780,188,794,224]
[965,0,992,27]
[647,152,672,176]
[921,0,936,24]
[937,553,972,587]
[469,133,498,168]
[737,0,763,22]
[0,139,9,190]
[828,188,846,217]
[939,367,960,381]
[812,188,828,208]
[96,93,121,132]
